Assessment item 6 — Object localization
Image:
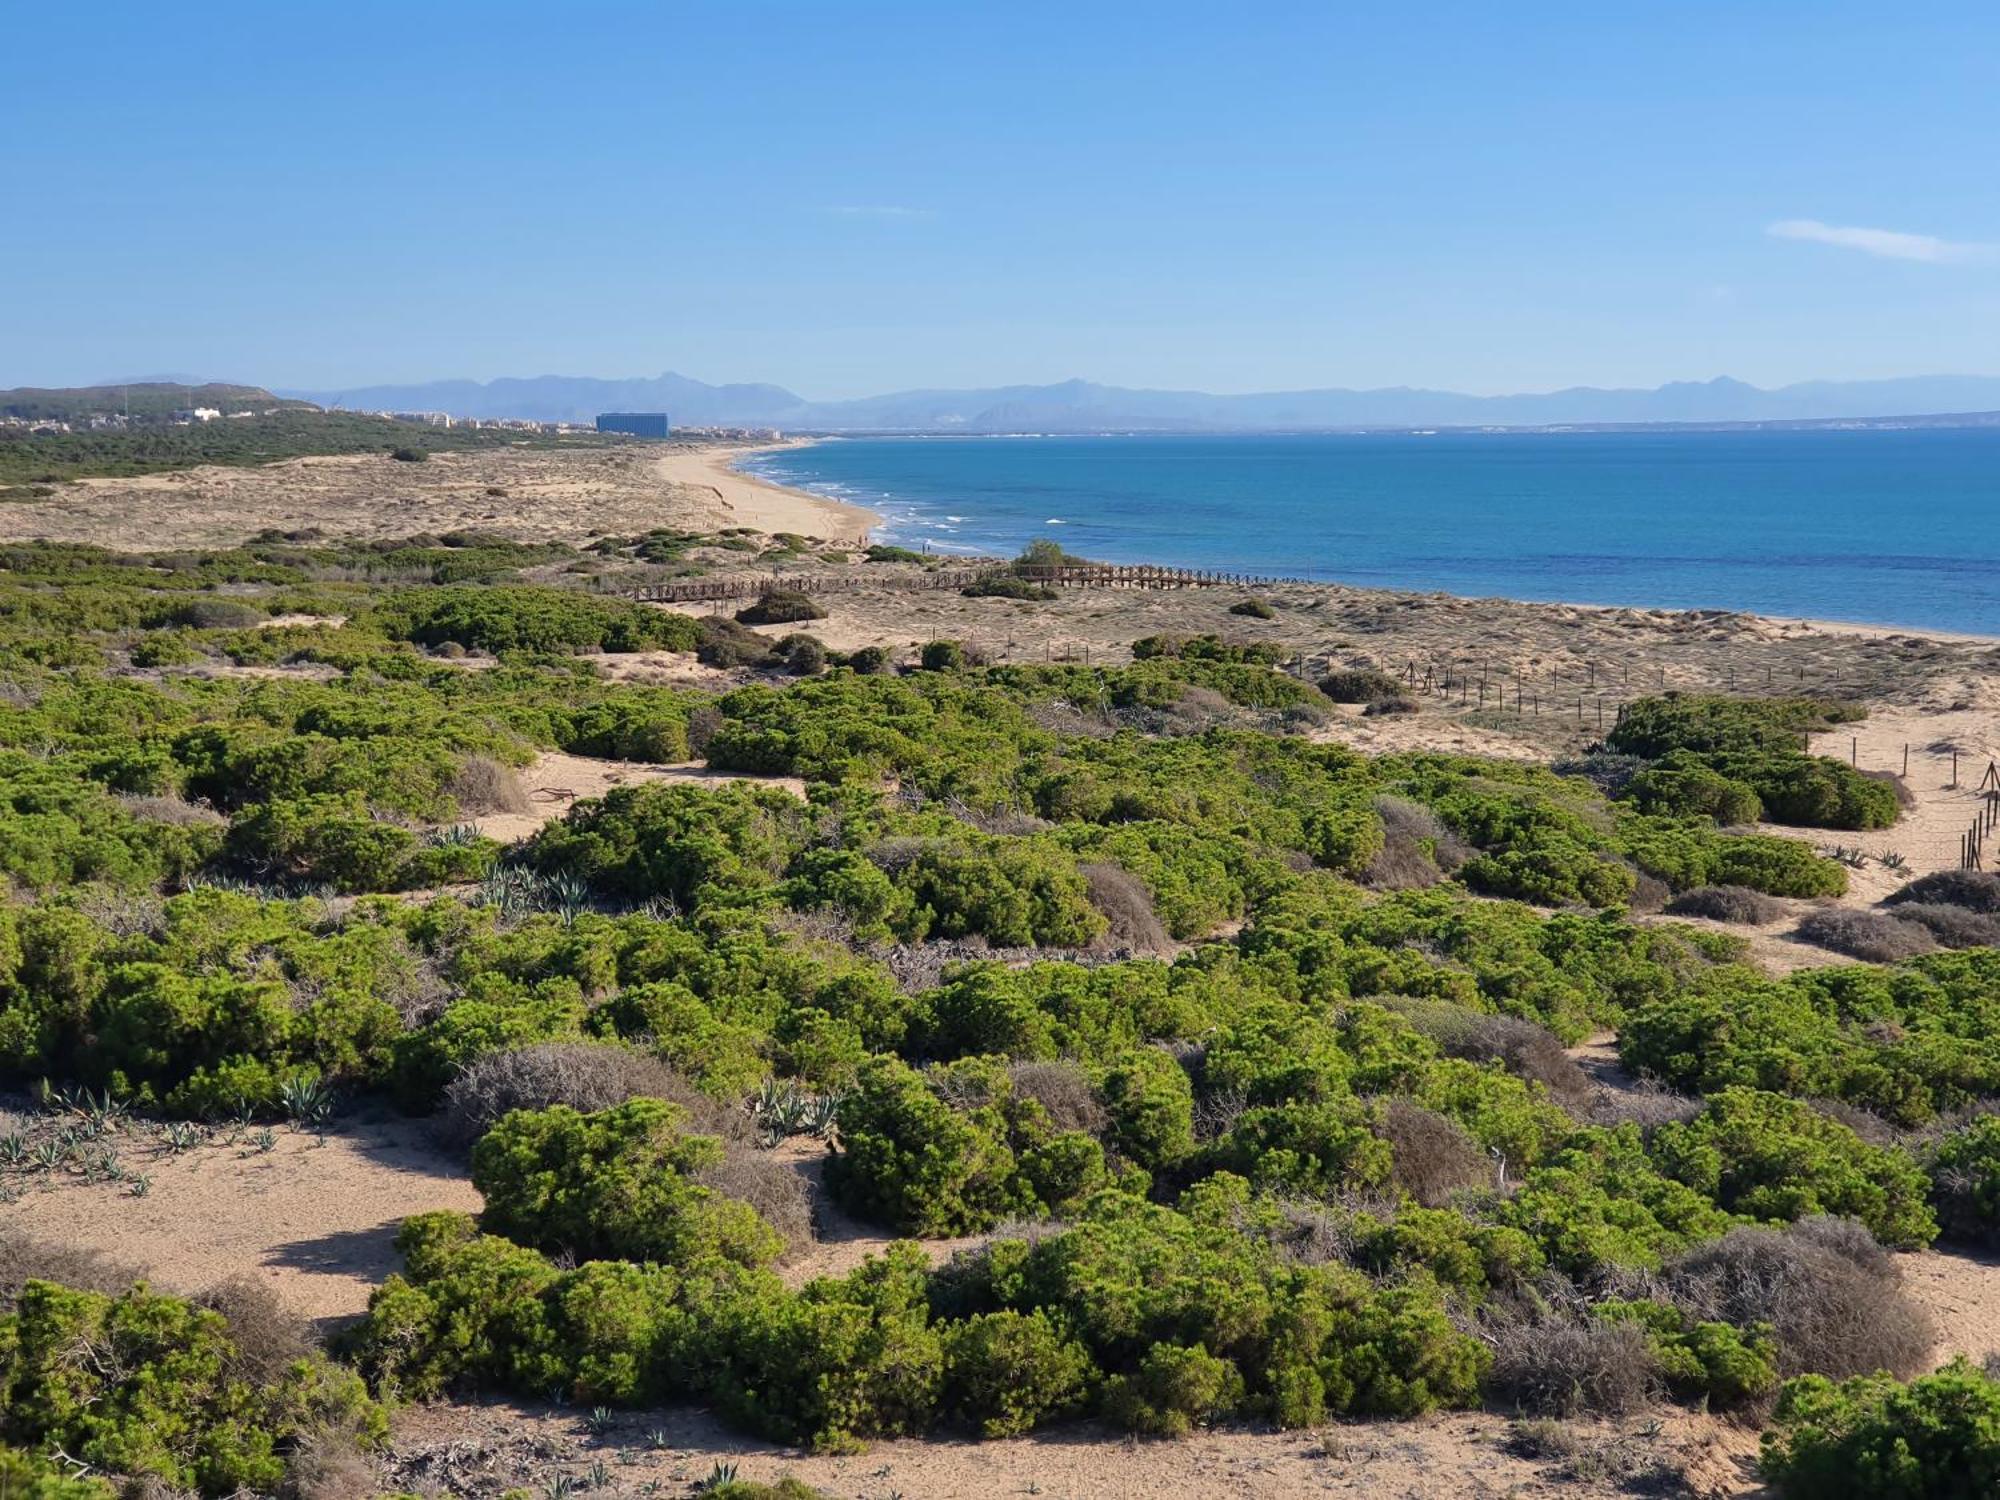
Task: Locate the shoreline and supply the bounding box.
[730,439,2000,647]
[655,438,878,544]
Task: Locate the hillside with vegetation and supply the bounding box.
[0,532,1996,1496]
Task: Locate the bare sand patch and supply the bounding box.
[0,441,875,551]
[469,749,809,844]
[1897,1246,2000,1370]
[386,1396,1761,1499]
[0,1109,479,1329]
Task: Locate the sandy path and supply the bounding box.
[1,1110,479,1328]
[651,441,879,543]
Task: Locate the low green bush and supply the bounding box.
[1,1278,385,1497]
[737,591,826,626]
[368,585,698,655]
[1761,1358,2000,1498]
[1650,1088,1937,1247]
[471,1100,786,1268]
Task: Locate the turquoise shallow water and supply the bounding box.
[740,430,2000,634]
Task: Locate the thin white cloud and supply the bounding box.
[826,204,934,219]
[1766,218,1992,264]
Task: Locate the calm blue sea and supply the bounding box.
[739,430,2000,635]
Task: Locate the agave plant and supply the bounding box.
[0,1133,28,1167]
[279,1072,337,1130]
[695,1463,739,1496]
[751,1079,844,1144]
[427,822,486,848]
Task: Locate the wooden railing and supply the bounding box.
[622,562,1294,604]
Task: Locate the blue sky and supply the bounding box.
[4,1,1996,397]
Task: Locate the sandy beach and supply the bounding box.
[648,438,877,542]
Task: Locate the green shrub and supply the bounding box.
[736,591,825,626]
[1761,1359,2000,1498]
[962,574,1056,601]
[1624,764,1763,824]
[1926,1114,2000,1244]
[827,1058,1105,1234]
[919,640,967,671]
[710,1244,943,1452]
[1650,1088,1937,1248]
[1229,598,1277,619]
[1102,1342,1243,1437]
[2,1278,385,1497]
[470,1100,786,1268]
[942,1310,1095,1436]
[368,585,698,655]
[1318,669,1403,704]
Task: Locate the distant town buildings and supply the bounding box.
[596,412,671,439]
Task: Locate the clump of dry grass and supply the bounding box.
[1009,1060,1109,1135]
[434,1041,740,1153]
[0,1230,139,1308]
[1363,695,1420,716]
[194,1276,314,1381]
[1586,1077,1704,1130]
[692,1151,815,1259]
[1079,860,1171,953]
[115,792,226,828]
[1664,884,1784,924]
[1892,902,2000,948]
[1375,1097,1490,1206]
[1488,1311,1663,1416]
[1794,907,1937,963]
[445,754,531,816]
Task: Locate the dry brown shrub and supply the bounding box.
[692,1150,815,1258]
[1587,1077,1704,1130]
[194,1276,314,1381]
[1891,902,2000,948]
[1662,1220,1934,1379]
[1361,795,1469,891]
[1628,871,1671,914]
[115,792,226,828]
[1363,695,1420,716]
[1375,1097,1490,1206]
[1079,861,1171,953]
[1808,1096,1901,1146]
[445,754,531,816]
[434,1041,740,1154]
[1009,1060,1109,1135]
[686,702,725,757]
[1885,869,2000,913]
[1378,998,1592,1110]
[0,1231,139,1307]
[1488,1313,1663,1416]
[1795,908,1937,962]
[281,1415,382,1500]
[1664,884,1784,924]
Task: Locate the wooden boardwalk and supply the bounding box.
[623,562,1293,604]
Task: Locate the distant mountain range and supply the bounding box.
[275,371,2000,433]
